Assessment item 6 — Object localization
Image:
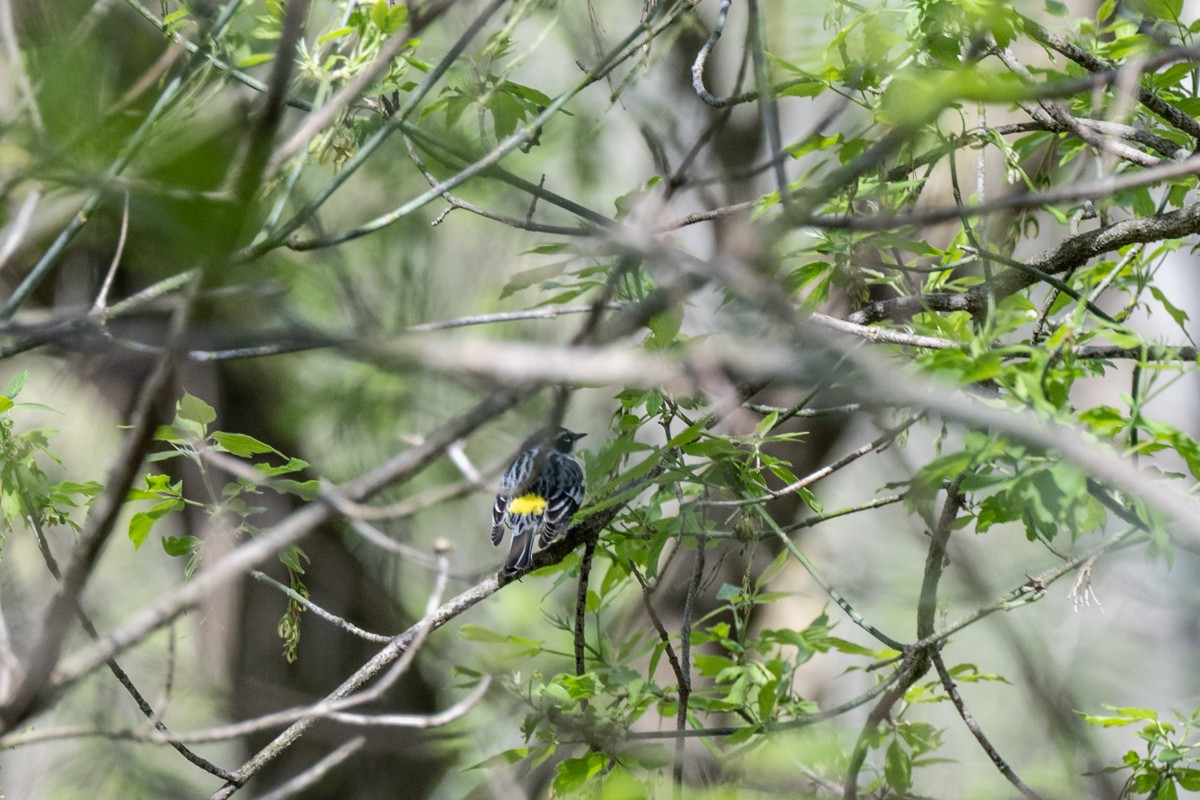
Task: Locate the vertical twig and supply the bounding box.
[844,478,964,797]
[947,138,994,321]
[0,0,44,130]
[747,0,788,207]
[674,544,704,796]
[0,188,42,273]
[92,191,131,314]
[842,659,923,800]
[916,478,965,640]
[574,539,596,682]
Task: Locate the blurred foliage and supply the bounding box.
[3,0,1200,798]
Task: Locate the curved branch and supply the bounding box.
[932,641,1044,799]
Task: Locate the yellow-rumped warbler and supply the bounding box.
[491,427,586,576]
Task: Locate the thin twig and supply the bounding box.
[842,658,926,800]
[675,544,703,793]
[0,188,42,273]
[917,478,965,640]
[701,417,917,508]
[251,571,393,643]
[408,305,625,333]
[932,650,1044,800]
[770,520,906,652]
[92,191,130,314]
[747,0,788,207]
[574,540,596,682]
[257,737,366,800]
[780,494,905,534]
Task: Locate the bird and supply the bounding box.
[491,426,586,576]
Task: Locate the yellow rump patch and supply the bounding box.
[509,494,548,515]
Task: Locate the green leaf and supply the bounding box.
[459,624,543,653]
[5,370,28,397]
[898,721,943,755]
[505,80,551,106]
[488,89,526,140]
[1175,768,1200,791]
[499,261,571,299]
[237,53,275,68]
[1136,0,1182,19]
[885,740,912,791]
[128,495,184,549]
[255,457,310,477]
[646,307,683,349]
[1149,286,1190,331]
[827,637,886,657]
[316,25,354,44]
[694,654,733,677]
[162,535,201,557]
[459,625,510,643]
[666,419,706,448]
[129,512,156,549]
[268,479,320,501]
[379,2,408,33]
[520,243,571,256]
[177,392,216,429]
[1103,328,1143,349]
[1079,705,1157,727]
[279,544,309,573]
[716,583,742,601]
[370,0,389,31]
[212,432,279,457]
[0,396,13,414]
[553,753,605,794]
[1,488,23,520]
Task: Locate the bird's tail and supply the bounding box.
[503,515,539,575]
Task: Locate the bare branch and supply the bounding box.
[257,737,366,800]
[0,188,41,273]
[407,305,625,333]
[251,571,392,643]
[91,191,130,314]
[932,650,1045,800]
[322,676,490,728]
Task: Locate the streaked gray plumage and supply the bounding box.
[491,427,586,576]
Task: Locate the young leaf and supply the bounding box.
[177,392,217,434]
[212,432,279,457]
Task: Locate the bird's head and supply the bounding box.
[551,427,586,453]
